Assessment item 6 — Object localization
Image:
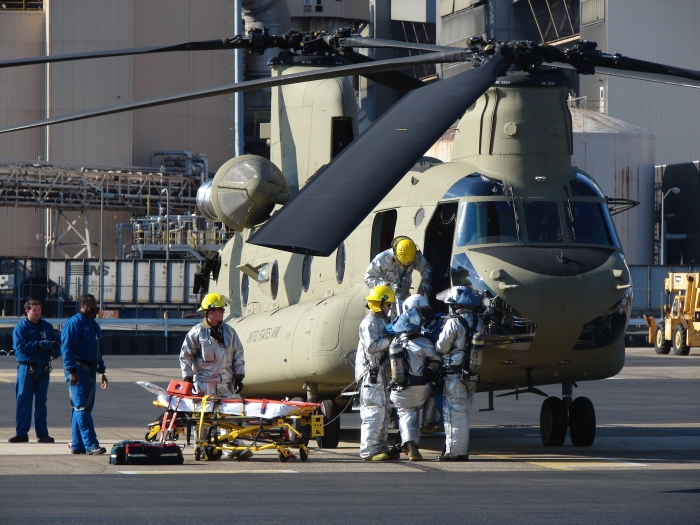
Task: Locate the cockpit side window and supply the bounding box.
[522,201,563,243]
[456,201,518,247]
[566,202,615,246]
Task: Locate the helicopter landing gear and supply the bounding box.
[316,399,340,449]
[540,396,567,446]
[539,383,596,447]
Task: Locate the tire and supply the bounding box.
[315,399,340,449]
[278,450,290,462]
[205,446,222,461]
[569,396,596,447]
[673,324,690,355]
[540,396,567,447]
[654,326,671,354]
[299,446,308,462]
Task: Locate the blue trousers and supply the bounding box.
[65,364,99,451]
[15,364,51,438]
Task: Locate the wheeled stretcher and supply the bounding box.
[138,381,324,462]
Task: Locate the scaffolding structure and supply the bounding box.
[0,159,204,259]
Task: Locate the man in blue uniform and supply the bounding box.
[61,294,108,455]
[9,300,59,443]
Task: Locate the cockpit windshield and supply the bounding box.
[566,202,616,246]
[522,201,563,243]
[456,201,519,247]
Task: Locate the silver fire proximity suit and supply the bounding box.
[435,310,484,457]
[355,310,392,459]
[390,334,441,446]
[364,248,433,302]
[180,320,244,398]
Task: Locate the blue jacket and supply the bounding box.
[61,312,105,374]
[13,318,58,366]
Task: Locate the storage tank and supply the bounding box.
[570,107,655,265]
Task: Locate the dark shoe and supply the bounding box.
[37,436,55,443]
[387,446,402,460]
[71,449,86,454]
[8,435,29,443]
[87,446,107,455]
[435,453,469,462]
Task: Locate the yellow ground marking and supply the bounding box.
[478,454,647,470]
[118,470,298,475]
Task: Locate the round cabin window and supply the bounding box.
[336,242,346,284]
[302,254,312,292]
[414,208,425,227]
[271,260,279,300]
[241,273,249,307]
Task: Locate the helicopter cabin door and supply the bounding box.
[422,202,458,312]
[370,209,397,260]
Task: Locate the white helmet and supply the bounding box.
[402,294,429,313]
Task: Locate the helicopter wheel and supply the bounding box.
[568,396,596,447]
[540,396,567,447]
[315,399,340,449]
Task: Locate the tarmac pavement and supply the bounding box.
[0,348,698,524]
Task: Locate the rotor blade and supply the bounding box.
[0,50,470,135]
[0,39,247,69]
[594,68,700,89]
[247,55,509,256]
[341,51,426,94]
[340,36,461,54]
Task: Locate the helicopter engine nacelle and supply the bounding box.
[196,155,289,231]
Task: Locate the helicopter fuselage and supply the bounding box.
[212,158,630,399]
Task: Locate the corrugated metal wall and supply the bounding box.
[0,207,132,259]
[45,0,133,165]
[132,0,235,171]
[0,2,239,259]
[0,11,46,161]
[581,1,700,166]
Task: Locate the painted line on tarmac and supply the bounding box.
[118,469,298,475]
[481,454,647,470]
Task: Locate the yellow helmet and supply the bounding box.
[198,292,226,312]
[364,285,395,304]
[392,236,417,267]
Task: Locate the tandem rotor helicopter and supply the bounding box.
[2,27,700,449]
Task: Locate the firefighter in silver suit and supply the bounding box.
[435,286,484,461]
[389,308,441,461]
[364,236,433,304]
[180,293,245,398]
[355,285,397,461]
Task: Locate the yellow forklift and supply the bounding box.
[645,273,700,355]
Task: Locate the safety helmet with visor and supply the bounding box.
[437,286,480,309]
[391,236,417,267]
[198,292,226,312]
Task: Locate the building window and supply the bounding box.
[315,0,323,12]
[304,0,311,12]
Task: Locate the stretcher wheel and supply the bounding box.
[194,448,203,461]
[299,447,308,462]
[145,431,157,443]
[205,447,222,461]
[278,451,290,462]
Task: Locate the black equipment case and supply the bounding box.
[109,440,184,465]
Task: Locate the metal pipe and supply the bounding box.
[234,0,243,157]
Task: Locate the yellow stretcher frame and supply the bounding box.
[146,397,324,463]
